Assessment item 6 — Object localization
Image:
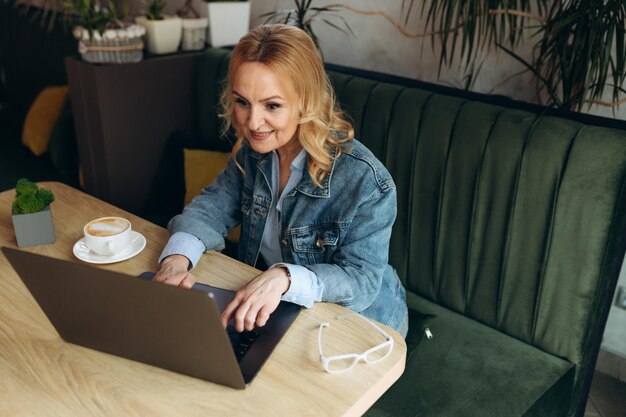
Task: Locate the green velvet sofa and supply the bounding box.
[157,48,626,417]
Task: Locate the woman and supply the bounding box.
[154,24,408,337]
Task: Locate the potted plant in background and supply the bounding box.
[177,0,208,51]
[135,0,182,54]
[11,179,56,248]
[64,0,146,64]
[405,0,626,112]
[260,0,353,51]
[188,0,250,47]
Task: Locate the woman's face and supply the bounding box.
[232,62,302,156]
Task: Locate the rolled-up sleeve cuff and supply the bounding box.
[272,263,323,309]
[158,232,206,269]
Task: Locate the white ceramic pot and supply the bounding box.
[190,1,250,47]
[136,15,182,54]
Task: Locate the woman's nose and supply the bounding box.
[247,107,264,130]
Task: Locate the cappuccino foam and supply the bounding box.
[86,217,129,237]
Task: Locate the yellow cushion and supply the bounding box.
[22,86,70,156]
[183,148,240,243]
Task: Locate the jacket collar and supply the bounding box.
[249,143,345,199]
[294,143,346,199]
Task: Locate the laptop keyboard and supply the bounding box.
[226,326,260,361]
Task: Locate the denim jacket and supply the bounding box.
[168,139,408,332]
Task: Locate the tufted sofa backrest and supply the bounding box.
[329,70,626,362]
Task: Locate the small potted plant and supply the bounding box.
[136,0,183,54]
[260,0,354,51]
[177,0,209,51]
[11,179,56,248]
[65,0,146,64]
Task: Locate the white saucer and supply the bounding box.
[73,231,146,264]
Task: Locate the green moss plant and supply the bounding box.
[12,179,55,215]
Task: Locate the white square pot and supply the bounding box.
[191,1,250,47]
[136,15,182,54]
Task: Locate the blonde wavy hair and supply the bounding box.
[219,24,354,187]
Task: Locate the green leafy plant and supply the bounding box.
[62,0,130,35]
[401,0,626,111]
[260,0,354,50]
[15,0,130,32]
[142,0,165,21]
[12,179,55,215]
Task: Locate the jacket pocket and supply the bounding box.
[289,225,340,264]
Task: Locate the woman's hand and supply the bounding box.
[153,254,196,289]
[221,267,291,332]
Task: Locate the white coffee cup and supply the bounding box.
[83,217,132,256]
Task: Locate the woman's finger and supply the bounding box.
[153,269,168,282]
[233,298,252,332]
[221,296,242,328]
[243,301,264,331]
[161,271,187,286]
[180,273,196,289]
[255,305,274,328]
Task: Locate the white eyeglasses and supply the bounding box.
[318,313,394,373]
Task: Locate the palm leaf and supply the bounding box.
[497,41,561,107]
[413,0,625,110]
[260,0,355,50]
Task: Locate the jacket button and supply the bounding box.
[281,238,288,247]
[316,237,324,248]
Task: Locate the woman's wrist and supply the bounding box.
[273,266,291,294]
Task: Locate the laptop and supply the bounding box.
[2,247,301,389]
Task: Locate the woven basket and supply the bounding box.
[74,25,146,64]
[181,18,208,51]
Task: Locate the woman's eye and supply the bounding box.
[266,102,281,111]
[234,97,249,107]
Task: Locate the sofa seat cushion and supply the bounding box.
[366,294,575,417]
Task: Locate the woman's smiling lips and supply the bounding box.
[249,130,274,140]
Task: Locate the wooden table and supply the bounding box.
[0,182,406,417]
